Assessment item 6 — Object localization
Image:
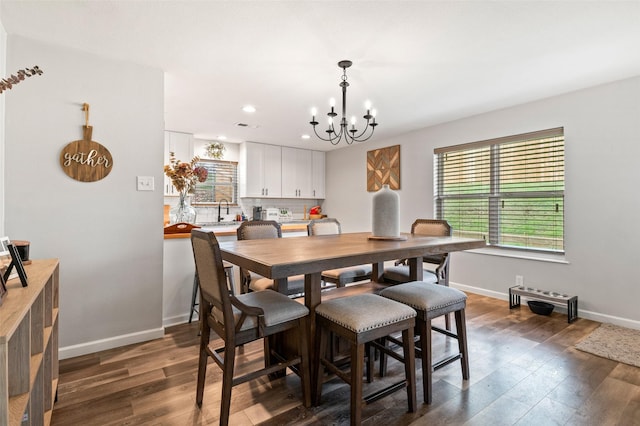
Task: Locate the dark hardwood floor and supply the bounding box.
[51,292,640,425]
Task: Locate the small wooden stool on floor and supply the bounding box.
[379,281,470,404]
[314,293,417,425]
[189,261,235,323]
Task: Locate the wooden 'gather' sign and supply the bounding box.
[60,104,113,182]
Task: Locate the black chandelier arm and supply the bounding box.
[311,122,346,145]
[343,118,378,143]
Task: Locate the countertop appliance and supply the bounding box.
[265,208,279,221]
[252,206,262,221]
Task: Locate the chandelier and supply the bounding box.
[309,60,378,145]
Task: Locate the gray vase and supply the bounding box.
[372,184,399,237]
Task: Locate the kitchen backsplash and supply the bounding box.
[164,196,323,224]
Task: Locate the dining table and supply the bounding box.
[218,231,485,394]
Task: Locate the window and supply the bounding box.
[192,160,238,205]
[434,128,564,253]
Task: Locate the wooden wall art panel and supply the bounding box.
[367,144,400,191]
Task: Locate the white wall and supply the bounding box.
[5,36,165,358]
[325,75,640,328]
[0,14,6,237]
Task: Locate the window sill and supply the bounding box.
[463,246,569,264]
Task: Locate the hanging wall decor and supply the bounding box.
[0,65,43,94]
[59,103,113,182]
[367,144,400,191]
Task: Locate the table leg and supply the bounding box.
[371,262,384,282]
[304,272,322,403]
[274,277,289,295]
[408,257,423,281]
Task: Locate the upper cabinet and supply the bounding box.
[239,142,282,198]
[282,147,313,198]
[311,150,326,199]
[164,131,194,195]
[237,142,326,199]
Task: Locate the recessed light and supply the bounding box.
[217,135,227,140]
[301,134,311,140]
[236,123,249,127]
[242,105,256,113]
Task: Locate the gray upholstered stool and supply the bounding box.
[314,293,417,425]
[379,281,469,404]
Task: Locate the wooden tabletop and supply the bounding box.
[218,232,485,281]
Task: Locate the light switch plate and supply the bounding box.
[137,176,155,191]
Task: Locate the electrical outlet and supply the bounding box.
[137,176,155,191]
[515,275,524,286]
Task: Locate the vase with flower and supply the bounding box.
[164,152,208,224]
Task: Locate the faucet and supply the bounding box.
[217,199,230,222]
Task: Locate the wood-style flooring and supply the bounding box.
[51,292,640,425]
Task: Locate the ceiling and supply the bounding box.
[2,1,640,151]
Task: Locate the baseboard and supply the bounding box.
[59,327,165,360]
[163,313,196,328]
[452,281,640,331]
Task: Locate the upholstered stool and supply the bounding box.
[379,281,469,404]
[189,261,235,323]
[314,294,417,425]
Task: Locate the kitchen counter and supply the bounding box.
[163,221,310,239]
[162,220,310,326]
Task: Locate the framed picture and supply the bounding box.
[366,144,401,191]
[3,243,28,287]
[0,236,10,257]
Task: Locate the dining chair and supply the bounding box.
[382,219,452,287]
[307,218,372,287]
[190,230,311,425]
[236,220,306,296]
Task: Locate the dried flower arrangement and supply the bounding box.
[164,152,208,193]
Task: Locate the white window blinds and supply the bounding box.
[434,128,564,252]
[193,160,238,205]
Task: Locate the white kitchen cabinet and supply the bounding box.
[311,150,325,199]
[282,147,313,198]
[239,142,282,198]
[164,131,194,195]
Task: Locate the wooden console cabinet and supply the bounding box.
[0,259,59,426]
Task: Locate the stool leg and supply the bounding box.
[189,273,199,323]
[402,327,417,413]
[378,337,388,378]
[351,343,364,425]
[314,323,329,406]
[366,342,374,384]
[420,318,433,404]
[455,309,470,380]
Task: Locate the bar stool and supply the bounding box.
[314,293,417,425]
[189,261,235,323]
[379,281,469,404]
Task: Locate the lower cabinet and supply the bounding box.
[0,259,59,426]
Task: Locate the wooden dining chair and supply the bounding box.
[383,219,454,329]
[236,220,306,296]
[190,230,311,425]
[307,218,372,287]
[382,219,452,287]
